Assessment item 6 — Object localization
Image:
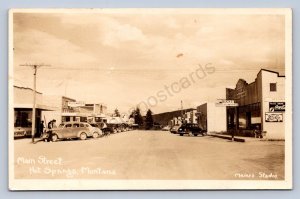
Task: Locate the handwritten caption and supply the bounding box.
[16,156,116,178]
[234,172,278,180]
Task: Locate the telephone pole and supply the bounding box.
[20,63,50,143]
[181,100,183,122]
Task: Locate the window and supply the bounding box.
[65,124,72,128]
[80,117,87,122]
[80,123,85,127]
[73,123,80,128]
[270,83,277,92]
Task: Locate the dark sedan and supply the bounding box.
[177,123,205,136]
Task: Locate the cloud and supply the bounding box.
[100,19,148,48]
[163,17,180,29]
[14,28,97,68]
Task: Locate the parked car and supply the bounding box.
[89,123,103,137]
[14,127,31,138]
[162,126,171,131]
[170,124,181,134]
[177,123,205,136]
[50,122,101,142]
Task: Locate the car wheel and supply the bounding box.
[193,134,198,136]
[92,132,99,139]
[51,134,58,142]
[180,133,183,136]
[80,132,87,140]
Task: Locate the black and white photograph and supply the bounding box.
[8,8,292,190]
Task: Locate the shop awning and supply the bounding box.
[14,104,57,111]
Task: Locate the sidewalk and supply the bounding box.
[208,133,266,142]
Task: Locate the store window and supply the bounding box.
[14,110,32,127]
[65,116,70,122]
[270,83,277,92]
[80,117,87,122]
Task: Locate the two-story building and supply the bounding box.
[226,69,285,139]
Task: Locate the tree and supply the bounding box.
[145,109,154,130]
[134,107,144,127]
[129,109,136,119]
[114,108,121,117]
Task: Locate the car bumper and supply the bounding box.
[14,131,26,137]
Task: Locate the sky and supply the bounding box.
[13,10,286,115]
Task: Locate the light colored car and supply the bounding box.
[162,126,171,131]
[170,124,181,134]
[14,127,31,138]
[50,122,101,142]
[89,123,103,137]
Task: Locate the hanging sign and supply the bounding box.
[216,99,238,107]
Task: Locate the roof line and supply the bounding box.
[14,85,43,94]
[259,68,285,77]
[152,108,196,115]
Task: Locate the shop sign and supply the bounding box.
[235,80,247,98]
[216,99,238,107]
[68,101,85,107]
[269,102,285,112]
[265,112,283,122]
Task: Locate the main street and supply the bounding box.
[14,130,284,180]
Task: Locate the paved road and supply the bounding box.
[14,130,284,180]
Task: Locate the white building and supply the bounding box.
[196,102,227,133]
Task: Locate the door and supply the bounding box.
[246,112,251,129]
[61,123,73,138]
[72,123,81,137]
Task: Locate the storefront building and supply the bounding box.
[226,69,285,139]
[42,95,76,125]
[42,95,108,125]
[184,109,197,124]
[61,102,108,123]
[196,102,227,133]
[14,86,55,137]
[152,108,195,126]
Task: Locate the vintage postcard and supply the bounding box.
[8,8,292,190]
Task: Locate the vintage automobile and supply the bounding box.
[162,125,171,131]
[177,123,205,136]
[14,127,31,138]
[89,123,104,136]
[170,124,181,134]
[50,122,102,142]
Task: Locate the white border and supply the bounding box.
[8,8,293,190]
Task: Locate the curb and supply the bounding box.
[209,134,246,142]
